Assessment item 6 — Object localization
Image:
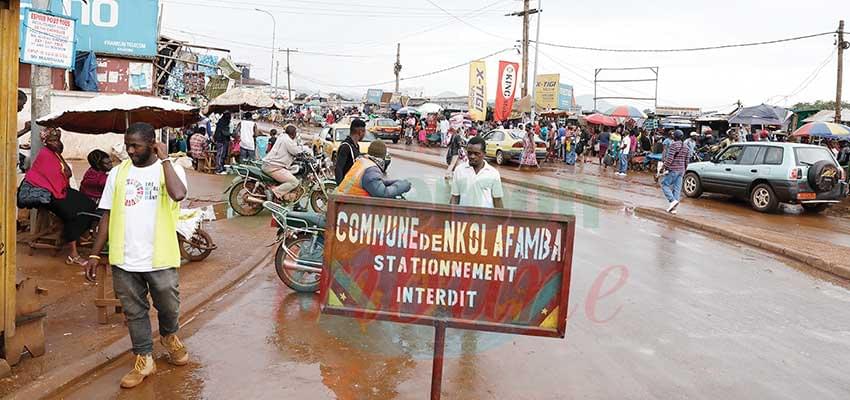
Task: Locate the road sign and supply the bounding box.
[321,196,575,337]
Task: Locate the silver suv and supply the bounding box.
[683,142,848,213]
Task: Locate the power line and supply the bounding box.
[532,31,836,53]
[765,49,837,104]
[162,0,510,18]
[292,48,514,88]
[422,0,513,41]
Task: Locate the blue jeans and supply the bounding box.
[240,148,255,163]
[661,171,684,202]
[215,142,228,172]
[618,153,629,173]
[112,267,180,355]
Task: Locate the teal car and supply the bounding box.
[683,142,848,213]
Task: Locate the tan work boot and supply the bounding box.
[161,334,189,366]
[120,354,156,389]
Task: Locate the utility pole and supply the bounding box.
[27,0,51,170]
[529,0,542,121]
[836,20,847,124]
[506,1,540,98]
[282,48,298,102]
[394,43,402,95]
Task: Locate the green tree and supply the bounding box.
[791,100,850,111]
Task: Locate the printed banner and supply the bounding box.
[494,61,519,121]
[321,196,576,338]
[468,60,487,122]
[535,74,561,110]
[20,10,76,69]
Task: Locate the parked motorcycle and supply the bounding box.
[226,152,337,216]
[264,201,326,293]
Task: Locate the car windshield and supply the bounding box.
[508,130,526,140]
[334,128,375,142]
[794,147,833,166]
[377,119,396,127]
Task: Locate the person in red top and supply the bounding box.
[326,111,335,126]
[80,149,112,203]
[24,128,96,265]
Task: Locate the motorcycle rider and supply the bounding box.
[336,140,411,198]
[335,118,365,185]
[262,124,304,201]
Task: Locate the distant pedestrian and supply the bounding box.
[517,125,540,171]
[598,128,611,166]
[445,133,465,179]
[236,112,259,161]
[213,112,232,174]
[450,136,504,208]
[661,130,688,214]
[617,131,632,176]
[335,118,365,184]
[85,122,189,389]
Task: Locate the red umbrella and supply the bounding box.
[585,113,618,127]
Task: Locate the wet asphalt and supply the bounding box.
[49,158,850,400]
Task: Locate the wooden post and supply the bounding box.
[430,320,447,400]
[521,0,530,98]
[1,0,22,345]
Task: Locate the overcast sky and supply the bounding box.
[161,0,847,111]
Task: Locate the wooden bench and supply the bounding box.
[94,263,123,324]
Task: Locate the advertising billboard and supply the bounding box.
[494,61,519,122]
[366,89,383,104]
[467,60,487,122]
[21,0,160,58]
[534,74,560,110]
[557,83,574,111]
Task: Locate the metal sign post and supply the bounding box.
[430,320,447,400]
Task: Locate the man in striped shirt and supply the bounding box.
[661,130,688,214]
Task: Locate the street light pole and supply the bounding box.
[255,8,277,88]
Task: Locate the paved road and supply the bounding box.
[50,158,850,399]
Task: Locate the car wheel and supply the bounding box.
[496,150,506,165]
[802,203,829,213]
[683,173,703,198]
[750,183,779,213]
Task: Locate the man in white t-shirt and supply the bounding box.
[237,112,260,161]
[85,122,189,389]
[450,136,504,208]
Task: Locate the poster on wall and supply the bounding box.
[129,62,153,91]
[20,9,76,69]
[21,0,160,58]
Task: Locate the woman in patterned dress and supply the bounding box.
[517,125,539,171]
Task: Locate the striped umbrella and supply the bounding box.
[791,122,850,139]
[604,105,647,119]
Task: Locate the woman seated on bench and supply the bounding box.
[80,149,112,204]
[24,128,96,265]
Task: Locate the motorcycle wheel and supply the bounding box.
[274,234,321,293]
[310,182,337,213]
[228,181,263,216]
[179,229,214,262]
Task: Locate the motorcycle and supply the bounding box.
[264,193,406,293]
[264,201,326,293]
[226,152,337,216]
